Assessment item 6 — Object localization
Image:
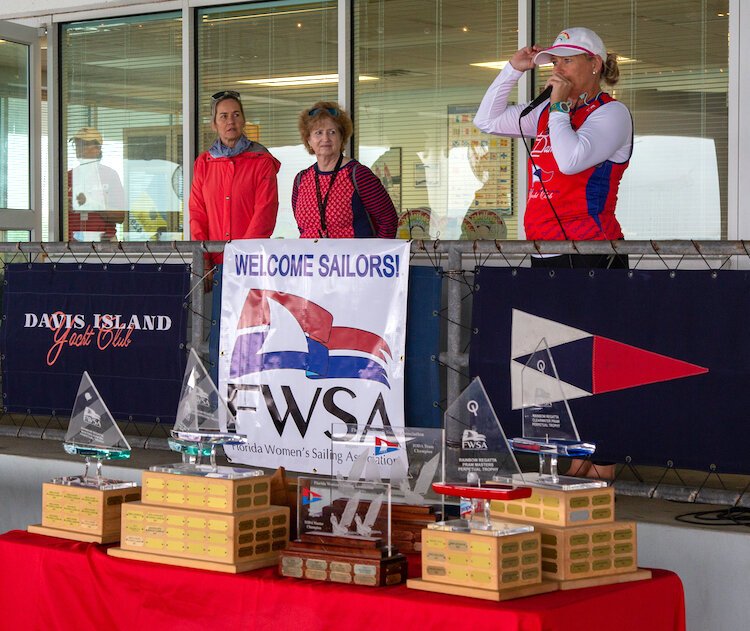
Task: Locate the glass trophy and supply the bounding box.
[509,338,606,490]
[151,348,263,479]
[330,423,443,507]
[56,371,137,490]
[432,377,532,534]
[297,477,393,556]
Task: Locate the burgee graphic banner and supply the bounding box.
[470,266,750,473]
[221,239,410,473]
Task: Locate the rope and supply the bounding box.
[649,460,687,498]
[432,355,471,380]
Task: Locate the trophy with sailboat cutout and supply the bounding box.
[489,339,650,590]
[407,377,557,601]
[28,372,141,543]
[109,349,289,573]
[509,338,606,491]
[279,476,407,587]
[330,423,443,551]
[432,377,532,533]
[150,348,263,480]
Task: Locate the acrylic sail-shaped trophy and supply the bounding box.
[280,476,408,587]
[152,349,263,479]
[57,372,137,490]
[432,377,532,534]
[330,423,443,507]
[509,338,605,490]
[297,477,393,555]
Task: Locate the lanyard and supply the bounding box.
[314,153,344,238]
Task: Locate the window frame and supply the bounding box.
[0,19,42,237]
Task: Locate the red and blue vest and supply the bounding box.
[525,93,630,241]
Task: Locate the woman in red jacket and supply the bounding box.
[190,90,280,383]
[190,90,280,287]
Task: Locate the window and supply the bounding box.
[535,1,729,239]
[355,0,519,240]
[196,0,337,239]
[61,13,183,243]
[0,38,30,211]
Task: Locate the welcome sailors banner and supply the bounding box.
[221,239,410,473]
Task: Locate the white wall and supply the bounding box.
[0,453,144,533]
[638,522,750,631]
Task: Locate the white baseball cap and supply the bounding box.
[533,27,606,65]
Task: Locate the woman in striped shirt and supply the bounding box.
[292,101,398,239]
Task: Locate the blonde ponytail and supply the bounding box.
[602,52,620,86]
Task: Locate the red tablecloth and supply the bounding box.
[0,530,685,631]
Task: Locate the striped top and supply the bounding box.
[292,160,398,239]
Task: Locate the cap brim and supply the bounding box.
[533,44,599,65]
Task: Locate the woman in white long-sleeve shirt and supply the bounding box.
[474,27,633,270]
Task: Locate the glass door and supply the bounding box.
[0,20,41,239]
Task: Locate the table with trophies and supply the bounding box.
[0,343,686,630]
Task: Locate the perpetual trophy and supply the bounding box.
[279,476,407,587]
[28,372,140,543]
[329,422,443,551]
[151,348,264,479]
[407,377,557,601]
[509,338,606,490]
[108,349,289,573]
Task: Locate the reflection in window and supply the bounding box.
[0,39,30,210]
[355,0,518,240]
[535,1,728,239]
[197,1,337,239]
[61,13,183,242]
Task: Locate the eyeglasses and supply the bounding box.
[212,90,241,101]
[308,107,339,117]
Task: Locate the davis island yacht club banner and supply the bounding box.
[468,266,750,474]
[220,239,410,473]
[0,263,189,422]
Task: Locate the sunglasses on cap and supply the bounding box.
[211,90,241,101]
[308,107,339,117]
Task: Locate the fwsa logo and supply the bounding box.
[301,487,322,505]
[462,429,488,450]
[230,289,392,387]
[374,436,399,456]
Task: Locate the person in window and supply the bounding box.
[189,90,280,291]
[292,101,398,239]
[67,127,126,242]
[474,27,633,270]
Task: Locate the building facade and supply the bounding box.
[0,0,742,244]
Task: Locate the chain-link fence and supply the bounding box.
[2,239,749,512]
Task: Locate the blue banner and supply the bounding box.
[470,267,748,473]
[405,265,442,428]
[1,263,189,422]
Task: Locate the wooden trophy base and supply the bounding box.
[28,524,118,544]
[118,502,288,566]
[141,470,273,514]
[406,577,558,602]
[491,485,615,528]
[38,482,141,543]
[107,546,279,574]
[558,568,652,591]
[279,532,407,587]
[392,504,440,553]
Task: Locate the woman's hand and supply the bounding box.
[203,267,215,294]
[509,46,542,72]
[546,72,574,105]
